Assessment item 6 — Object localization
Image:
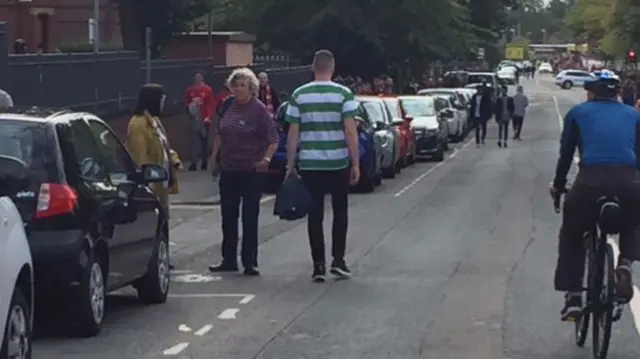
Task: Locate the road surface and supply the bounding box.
[34,78,640,359]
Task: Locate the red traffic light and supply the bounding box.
[630,51,636,57]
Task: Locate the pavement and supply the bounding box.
[33,76,640,359]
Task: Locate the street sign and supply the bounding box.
[505,45,524,60]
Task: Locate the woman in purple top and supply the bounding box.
[209,68,279,276]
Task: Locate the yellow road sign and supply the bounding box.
[505,45,524,60]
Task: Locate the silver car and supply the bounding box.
[357,96,399,178]
[418,88,469,137]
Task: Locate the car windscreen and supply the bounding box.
[467,74,494,85]
[0,119,61,185]
[400,98,437,117]
[382,99,400,118]
[361,101,386,123]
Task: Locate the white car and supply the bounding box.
[497,67,517,85]
[418,90,467,142]
[555,70,595,89]
[0,156,33,359]
[538,62,553,74]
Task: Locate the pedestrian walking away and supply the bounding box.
[208,68,279,277]
[185,70,216,171]
[495,85,514,148]
[469,84,493,147]
[284,49,360,282]
[512,85,529,140]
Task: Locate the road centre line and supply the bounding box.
[163,342,189,356]
[239,294,255,304]
[169,293,253,299]
[553,95,640,335]
[393,140,473,197]
[218,308,239,319]
[194,324,214,336]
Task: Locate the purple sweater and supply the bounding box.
[218,97,279,171]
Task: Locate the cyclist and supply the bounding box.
[550,70,640,321]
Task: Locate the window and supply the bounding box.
[400,98,437,117]
[68,119,108,181]
[362,101,385,124]
[433,97,449,112]
[87,119,136,182]
[382,99,400,118]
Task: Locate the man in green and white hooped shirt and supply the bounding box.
[285,49,360,282]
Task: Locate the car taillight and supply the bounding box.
[35,183,78,219]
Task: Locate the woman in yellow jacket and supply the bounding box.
[126,84,181,221]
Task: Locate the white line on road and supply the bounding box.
[194,324,213,336]
[163,342,189,355]
[178,324,191,332]
[239,294,255,304]
[169,293,252,299]
[218,308,239,319]
[554,96,640,335]
[394,141,473,197]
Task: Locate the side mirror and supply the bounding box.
[403,117,414,122]
[390,119,405,126]
[374,122,386,131]
[439,110,453,118]
[0,155,29,196]
[141,163,168,183]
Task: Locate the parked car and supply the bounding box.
[356,96,401,178]
[381,97,417,167]
[0,157,33,359]
[270,102,382,192]
[0,108,171,337]
[417,88,469,137]
[466,72,499,94]
[418,92,466,142]
[538,62,553,74]
[554,70,594,89]
[396,96,448,161]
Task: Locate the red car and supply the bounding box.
[381,96,416,167]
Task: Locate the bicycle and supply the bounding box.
[553,188,624,359]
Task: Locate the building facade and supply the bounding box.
[0,0,120,53]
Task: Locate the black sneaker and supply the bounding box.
[244,266,260,276]
[503,142,508,148]
[497,141,502,147]
[188,163,197,171]
[312,263,326,282]
[200,160,208,171]
[330,260,352,279]
[209,262,239,273]
[561,292,582,322]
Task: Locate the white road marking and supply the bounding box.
[163,342,189,355]
[178,324,191,332]
[169,293,252,299]
[394,141,473,197]
[554,96,640,334]
[171,273,222,283]
[239,294,255,304]
[218,308,239,319]
[194,324,213,336]
[170,269,193,275]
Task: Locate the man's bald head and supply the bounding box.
[312,49,335,74]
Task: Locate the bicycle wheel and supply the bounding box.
[575,243,591,347]
[591,242,615,359]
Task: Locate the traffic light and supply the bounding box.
[627,49,637,62]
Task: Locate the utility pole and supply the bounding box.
[93,0,100,53]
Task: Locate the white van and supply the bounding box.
[0,155,34,359]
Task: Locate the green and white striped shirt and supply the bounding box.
[285,81,359,170]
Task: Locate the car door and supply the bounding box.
[86,118,159,279]
[65,118,132,287]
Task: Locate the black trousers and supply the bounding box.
[300,169,350,264]
[474,117,488,144]
[512,115,524,139]
[219,170,266,267]
[498,120,509,142]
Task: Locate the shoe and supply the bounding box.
[330,259,352,279]
[476,143,481,148]
[312,263,326,282]
[188,163,197,171]
[561,292,582,322]
[200,160,208,171]
[498,141,502,147]
[503,142,508,148]
[244,266,260,276]
[615,263,634,304]
[209,262,239,272]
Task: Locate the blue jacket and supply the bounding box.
[553,99,640,189]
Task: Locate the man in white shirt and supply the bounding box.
[511,85,529,140]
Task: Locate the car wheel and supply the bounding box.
[136,229,170,304]
[0,288,31,359]
[562,80,573,89]
[382,164,396,178]
[433,143,445,162]
[71,249,106,337]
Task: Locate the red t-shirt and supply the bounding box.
[185,83,215,122]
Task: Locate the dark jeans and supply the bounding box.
[512,115,524,139]
[497,120,509,142]
[219,170,266,268]
[555,167,640,292]
[474,117,488,144]
[300,169,350,265]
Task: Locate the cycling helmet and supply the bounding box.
[583,69,621,97]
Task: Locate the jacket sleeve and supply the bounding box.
[553,108,578,189]
[126,117,151,165]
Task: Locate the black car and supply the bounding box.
[0,108,170,337]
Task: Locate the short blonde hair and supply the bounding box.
[225,67,259,95]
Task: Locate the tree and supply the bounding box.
[117,0,213,55]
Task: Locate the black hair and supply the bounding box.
[133,84,165,117]
[194,69,204,76]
